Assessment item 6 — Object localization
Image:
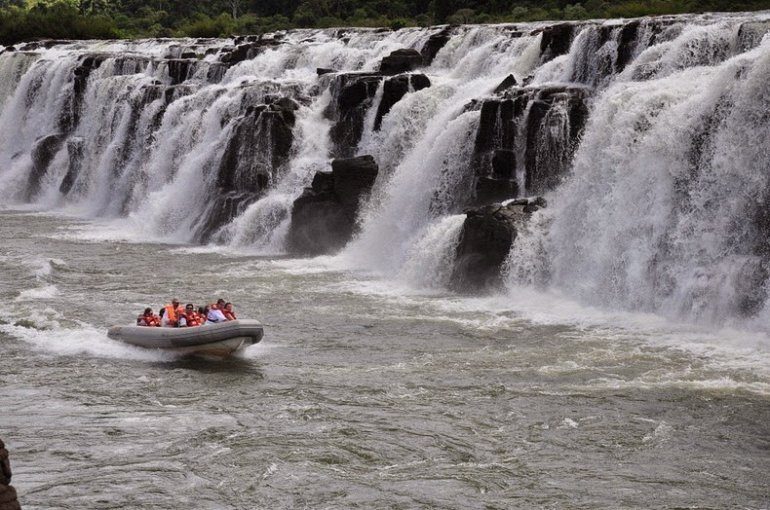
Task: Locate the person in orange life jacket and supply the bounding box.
[161,298,185,327]
[207,298,228,323]
[222,302,236,321]
[181,303,204,327]
[137,307,160,327]
[197,306,207,324]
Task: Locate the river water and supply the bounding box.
[1,209,769,509]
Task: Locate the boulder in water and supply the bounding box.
[379,48,423,75]
[450,200,544,292]
[287,155,379,255]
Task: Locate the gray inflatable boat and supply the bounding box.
[107,319,264,357]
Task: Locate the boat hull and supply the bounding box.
[107,319,263,357]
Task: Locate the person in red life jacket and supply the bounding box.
[222,302,236,321]
[136,307,161,327]
[181,303,204,327]
[161,298,184,327]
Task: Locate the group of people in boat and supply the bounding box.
[137,298,236,327]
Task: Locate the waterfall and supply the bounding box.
[512,33,770,326]
[1,13,769,326]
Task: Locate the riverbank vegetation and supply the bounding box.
[1,0,769,44]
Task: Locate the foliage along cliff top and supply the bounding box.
[1,0,769,45]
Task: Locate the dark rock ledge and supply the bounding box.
[450,197,546,293]
[287,155,379,255]
[0,439,21,510]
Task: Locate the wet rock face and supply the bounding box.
[217,97,298,194]
[328,72,431,156]
[537,23,575,63]
[0,439,21,510]
[287,155,379,255]
[420,27,452,65]
[219,38,282,66]
[58,137,84,195]
[374,74,430,130]
[493,74,518,95]
[26,133,65,200]
[616,20,641,72]
[737,20,770,51]
[197,96,298,242]
[327,73,382,157]
[472,85,589,203]
[450,199,545,292]
[60,54,107,132]
[166,59,195,85]
[379,48,423,75]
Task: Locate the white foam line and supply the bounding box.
[1,323,175,362]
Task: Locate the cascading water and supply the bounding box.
[513,32,770,327]
[1,13,770,328]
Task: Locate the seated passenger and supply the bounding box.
[137,307,160,327]
[222,302,236,321]
[177,312,188,328]
[198,306,207,325]
[183,303,203,327]
[207,299,228,323]
[161,298,184,327]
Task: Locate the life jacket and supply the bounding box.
[164,304,180,325]
[186,312,203,327]
[138,314,160,327]
[223,309,236,321]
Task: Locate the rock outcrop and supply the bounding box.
[219,37,282,66]
[287,155,378,255]
[0,439,21,510]
[58,137,84,195]
[450,198,545,292]
[374,74,430,130]
[379,48,423,75]
[327,73,382,156]
[472,85,589,203]
[26,133,65,201]
[493,74,518,94]
[68,54,106,131]
[536,23,575,63]
[328,72,431,156]
[420,27,452,65]
[197,96,298,242]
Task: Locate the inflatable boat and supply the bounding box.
[107,319,264,357]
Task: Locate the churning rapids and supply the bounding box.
[1,11,770,509]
